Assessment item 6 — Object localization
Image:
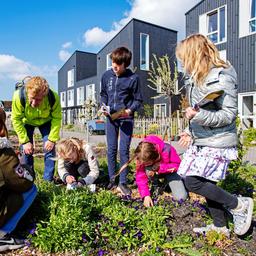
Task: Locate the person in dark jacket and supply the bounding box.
[0,108,37,252]
[100,46,143,195]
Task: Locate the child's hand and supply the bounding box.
[66,175,76,184]
[178,132,192,147]
[185,107,198,120]
[143,196,154,207]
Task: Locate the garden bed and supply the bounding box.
[4,135,256,256]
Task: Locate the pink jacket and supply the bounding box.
[135,135,181,198]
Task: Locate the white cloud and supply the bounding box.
[58,49,72,62]
[83,27,117,47]
[83,0,200,47]
[0,54,58,81]
[59,41,73,62]
[62,41,72,49]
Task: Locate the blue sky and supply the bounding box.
[0,0,199,100]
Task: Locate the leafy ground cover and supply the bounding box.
[4,135,256,256]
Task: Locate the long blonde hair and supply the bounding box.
[116,142,160,177]
[176,34,229,85]
[56,138,84,161]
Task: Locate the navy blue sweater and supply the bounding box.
[100,68,143,115]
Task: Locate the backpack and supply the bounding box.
[15,77,55,109]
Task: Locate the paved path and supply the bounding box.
[61,131,256,164]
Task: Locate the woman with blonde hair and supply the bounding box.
[176,34,253,237]
[56,138,99,191]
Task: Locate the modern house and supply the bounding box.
[186,0,256,129]
[58,18,178,124]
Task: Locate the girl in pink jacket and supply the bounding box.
[118,135,187,207]
[135,135,187,207]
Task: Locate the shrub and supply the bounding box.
[243,128,256,147]
[148,123,159,134]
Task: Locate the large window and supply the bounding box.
[106,53,112,70]
[67,69,74,87]
[250,0,256,32]
[86,84,95,102]
[238,92,256,129]
[77,87,84,106]
[67,89,74,107]
[199,5,226,44]
[154,104,166,118]
[60,91,66,108]
[140,33,149,70]
[239,0,256,37]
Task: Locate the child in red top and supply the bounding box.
[119,135,187,207]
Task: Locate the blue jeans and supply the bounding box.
[106,118,133,184]
[21,122,56,181]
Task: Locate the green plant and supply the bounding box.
[143,104,154,118]
[32,189,97,252]
[243,128,256,147]
[148,123,159,134]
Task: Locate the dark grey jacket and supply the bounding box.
[187,65,238,148]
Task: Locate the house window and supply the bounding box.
[199,6,226,44]
[140,33,149,70]
[86,84,95,102]
[238,92,256,129]
[250,0,256,32]
[77,87,84,106]
[60,91,66,108]
[154,104,166,118]
[67,89,74,107]
[106,53,112,70]
[67,69,74,87]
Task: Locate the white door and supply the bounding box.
[238,92,256,129]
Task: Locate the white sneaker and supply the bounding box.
[193,224,230,237]
[230,196,254,236]
[66,182,78,190]
[87,184,96,193]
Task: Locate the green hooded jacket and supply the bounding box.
[11,89,62,144]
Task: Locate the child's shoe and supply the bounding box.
[193,224,230,237]
[0,234,25,252]
[87,184,96,193]
[230,196,254,236]
[66,182,78,190]
[117,183,131,196]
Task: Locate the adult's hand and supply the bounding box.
[23,142,34,155]
[143,196,154,207]
[178,132,192,148]
[44,140,55,152]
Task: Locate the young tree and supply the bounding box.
[147,54,179,117]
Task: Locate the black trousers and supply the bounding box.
[64,160,90,180]
[184,176,238,227]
